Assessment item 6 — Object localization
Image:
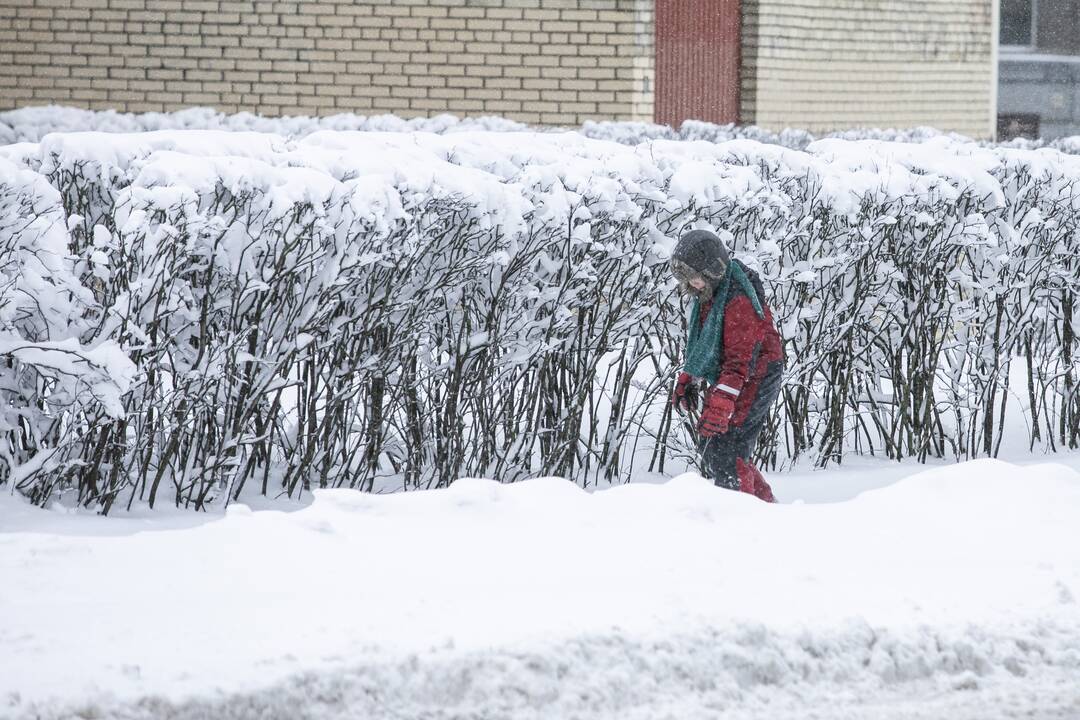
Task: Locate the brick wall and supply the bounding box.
[741,0,996,139]
[0,0,654,126]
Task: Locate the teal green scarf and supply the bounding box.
[684,261,764,384]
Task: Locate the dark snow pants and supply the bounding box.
[698,360,783,502]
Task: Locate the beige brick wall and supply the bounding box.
[741,0,996,139]
[0,0,654,126]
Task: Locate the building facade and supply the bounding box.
[0,0,655,126]
[998,0,1080,140]
[742,0,997,139]
[0,0,996,138]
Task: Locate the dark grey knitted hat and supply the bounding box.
[670,229,730,280]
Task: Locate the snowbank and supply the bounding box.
[16,104,1072,152]
[2,458,1079,719]
[0,106,531,145]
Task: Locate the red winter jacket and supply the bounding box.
[699,290,784,426]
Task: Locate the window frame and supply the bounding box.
[1000,0,1039,52]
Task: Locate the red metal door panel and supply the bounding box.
[655,0,742,127]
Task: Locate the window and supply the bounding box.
[1001,0,1036,47]
[997,113,1040,141]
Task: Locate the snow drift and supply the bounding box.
[9,104,1080,154]
[2,458,1079,719]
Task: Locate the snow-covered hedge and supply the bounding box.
[1,124,1080,511]
[0,155,135,507]
[17,104,1080,153]
[0,105,532,145]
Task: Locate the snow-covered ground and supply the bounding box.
[3,456,1080,720]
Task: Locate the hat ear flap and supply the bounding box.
[670,258,697,280]
[696,255,727,282]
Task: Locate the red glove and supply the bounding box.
[697,388,735,436]
[671,372,699,413]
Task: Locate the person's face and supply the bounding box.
[673,264,713,301]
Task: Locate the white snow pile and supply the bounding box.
[2,458,1079,719]
[10,104,1061,152]
[0,105,811,148]
[0,105,531,145]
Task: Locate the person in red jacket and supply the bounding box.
[669,229,784,502]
